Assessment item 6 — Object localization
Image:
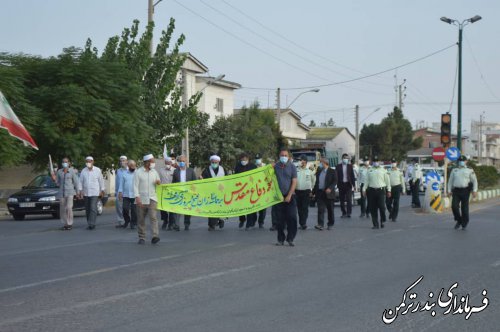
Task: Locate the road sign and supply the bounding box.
[432,147,446,161]
[425,171,441,185]
[431,182,440,191]
[446,147,461,161]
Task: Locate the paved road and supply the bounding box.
[0,196,499,332]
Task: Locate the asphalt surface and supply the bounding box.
[0,195,499,332]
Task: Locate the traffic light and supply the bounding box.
[441,113,452,146]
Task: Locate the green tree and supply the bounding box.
[308,119,316,127]
[327,118,335,127]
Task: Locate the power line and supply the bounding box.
[242,43,457,90]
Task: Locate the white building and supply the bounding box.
[274,108,310,142]
[466,120,500,167]
[180,53,240,124]
[302,127,356,157]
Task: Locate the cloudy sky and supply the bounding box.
[1,0,498,135]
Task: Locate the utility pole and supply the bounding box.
[181,69,189,163]
[276,88,281,131]
[148,0,154,55]
[355,105,359,166]
[457,27,463,152]
[396,78,406,110]
[478,113,484,164]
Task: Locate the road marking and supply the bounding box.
[0,253,181,294]
[0,264,256,327]
[215,242,236,248]
[491,260,500,268]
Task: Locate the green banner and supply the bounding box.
[156,165,284,217]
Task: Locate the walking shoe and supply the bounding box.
[86,225,95,230]
[300,225,308,230]
[347,215,351,218]
[327,226,333,230]
[184,225,190,231]
[372,226,379,229]
[173,224,180,232]
[381,223,384,228]
[258,223,264,229]
[462,225,467,230]
[218,219,225,229]
[359,213,365,218]
[269,226,276,231]
[314,225,323,231]
[208,226,216,231]
[239,221,245,228]
[275,241,284,246]
[454,222,461,230]
[166,225,173,231]
[151,237,160,244]
[341,214,347,218]
[287,241,295,247]
[366,214,370,219]
[138,239,145,245]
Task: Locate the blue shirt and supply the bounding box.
[318,168,327,190]
[115,168,127,194]
[274,161,297,195]
[118,170,136,198]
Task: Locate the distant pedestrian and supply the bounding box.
[386,158,405,222]
[254,153,267,229]
[134,154,161,245]
[363,156,391,229]
[114,155,128,228]
[296,154,315,230]
[78,156,106,230]
[234,152,258,229]
[118,160,137,229]
[171,155,198,231]
[336,153,356,218]
[358,156,370,218]
[201,154,226,231]
[274,149,298,246]
[313,158,337,230]
[407,159,423,208]
[52,157,79,230]
[159,157,176,230]
[448,156,478,230]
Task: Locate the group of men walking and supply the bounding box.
[52,149,479,246]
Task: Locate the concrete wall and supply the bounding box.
[196,83,236,125]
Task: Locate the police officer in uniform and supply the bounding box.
[363,156,391,229]
[386,158,405,222]
[358,156,370,218]
[447,155,478,230]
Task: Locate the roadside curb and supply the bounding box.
[442,188,500,210]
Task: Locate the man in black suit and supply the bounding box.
[171,155,198,231]
[336,153,356,218]
[234,152,258,229]
[313,158,338,230]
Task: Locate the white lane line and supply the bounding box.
[491,260,500,268]
[0,264,256,327]
[0,254,181,294]
[215,242,236,248]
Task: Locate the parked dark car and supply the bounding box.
[6,174,108,221]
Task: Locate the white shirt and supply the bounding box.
[79,166,105,197]
[342,164,348,182]
[133,166,160,205]
[180,169,186,183]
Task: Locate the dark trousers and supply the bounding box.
[359,184,367,215]
[122,197,137,227]
[452,188,471,227]
[239,213,257,228]
[339,182,353,216]
[161,210,175,227]
[316,190,335,226]
[258,208,266,225]
[295,189,311,227]
[276,196,298,243]
[386,185,402,221]
[411,179,421,207]
[84,196,98,226]
[271,205,278,227]
[367,188,386,227]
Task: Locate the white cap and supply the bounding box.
[119,155,127,161]
[210,155,221,162]
[164,157,172,162]
[143,154,154,161]
[85,156,94,161]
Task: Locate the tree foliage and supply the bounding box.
[360,107,422,160]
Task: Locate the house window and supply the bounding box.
[215,98,224,113]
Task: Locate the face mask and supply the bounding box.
[129,168,135,172]
[279,156,288,164]
[165,165,172,170]
[211,163,219,169]
[179,162,186,168]
[241,160,248,166]
[255,159,262,165]
[150,163,156,169]
[86,162,92,169]
[392,163,397,168]
[459,161,465,167]
[342,159,349,165]
[62,162,69,168]
[373,162,379,167]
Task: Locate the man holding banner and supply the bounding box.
[274,149,298,246]
[201,155,226,231]
[171,155,197,231]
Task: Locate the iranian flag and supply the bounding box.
[0,91,38,150]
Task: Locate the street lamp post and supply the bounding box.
[277,88,320,131]
[357,107,381,162]
[440,15,482,152]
